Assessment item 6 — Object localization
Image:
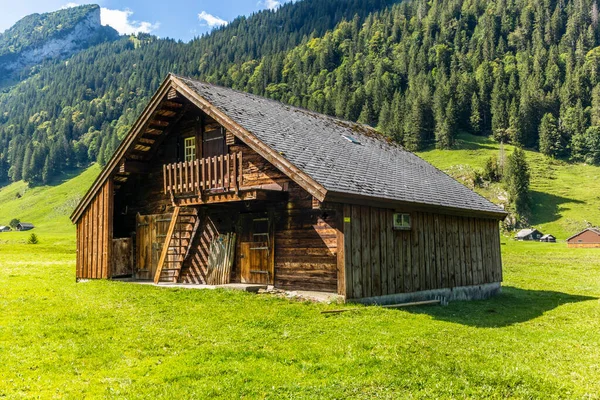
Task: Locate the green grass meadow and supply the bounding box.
[1,142,600,398]
[0,235,599,398]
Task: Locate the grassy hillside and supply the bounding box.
[418,134,600,239]
[0,164,99,245]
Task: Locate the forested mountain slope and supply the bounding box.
[0,0,397,185]
[0,5,118,85]
[1,0,600,190]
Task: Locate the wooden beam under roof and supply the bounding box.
[161,100,184,109]
[119,160,149,174]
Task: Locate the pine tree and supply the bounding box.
[585,126,600,164]
[539,113,563,157]
[42,155,51,184]
[504,147,531,216]
[470,93,482,134]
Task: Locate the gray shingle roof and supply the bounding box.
[516,228,539,238]
[176,75,506,217]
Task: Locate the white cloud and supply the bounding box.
[198,11,228,27]
[100,8,160,35]
[259,0,282,10]
[61,3,80,9]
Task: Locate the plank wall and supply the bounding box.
[273,183,338,293]
[341,205,503,300]
[76,179,113,279]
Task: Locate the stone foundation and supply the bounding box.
[349,282,502,305]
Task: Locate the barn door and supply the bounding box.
[240,213,274,284]
[135,213,172,280]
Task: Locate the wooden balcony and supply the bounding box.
[163,152,286,206]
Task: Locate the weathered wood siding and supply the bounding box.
[76,180,113,279]
[341,205,502,300]
[274,183,338,293]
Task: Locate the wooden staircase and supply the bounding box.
[154,206,200,283]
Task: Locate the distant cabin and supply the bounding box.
[70,74,507,304]
[515,229,542,241]
[539,234,556,243]
[16,223,34,231]
[0,226,11,232]
[567,228,600,248]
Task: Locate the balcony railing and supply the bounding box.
[163,152,242,197]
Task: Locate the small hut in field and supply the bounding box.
[16,223,34,231]
[515,228,542,241]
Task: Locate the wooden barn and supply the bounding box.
[70,74,507,303]
[515,228,542,241]
[16,223,34,231]
[566,228,600,248]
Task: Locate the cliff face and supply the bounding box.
[0,6,118,81]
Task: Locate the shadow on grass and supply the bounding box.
[529,190,584,225]
[406,286,596,328]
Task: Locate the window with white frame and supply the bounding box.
[184,137,196,161]
[393,213,411,230]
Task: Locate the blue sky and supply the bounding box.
[0,0,291,42]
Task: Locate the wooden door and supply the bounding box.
[135,213,172,280]
[239,214,274,284]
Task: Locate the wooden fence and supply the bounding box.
[163,152,242,196]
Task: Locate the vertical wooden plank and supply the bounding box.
[451,215,460,288]
[163,164,167,194]
[476,219,485,285]
[466,217,475,286]
[82,211,87,278]
[481,220,489,283]
[96,193,102,279]
[419,212,427,291]
[471,218,479,285]
[107,180,114,278]
[379,208,394,295]
[433,214,441,289]
[178,162,183,193]
[231,152,237,191]
[82,203,91,279]
[185,160,190,191]
[98,184,105,279]
[342,204,352,298]
[91,198,95,279]
[207,157,213,189]
[91,196,98,279]
[220,155,224,188]
[457,216,466,286]
[401,230,409,293]
[427,213,436,290]
[370,207,381,297]
[495,221,503,282]
[101,182,107,278]
[351,205,362,299]
[386,210,396,294]
[360,206,371,298]
[439,214,448,288]
[411,212,420,291]
[225,154,230,188]
[76,222,81,278]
